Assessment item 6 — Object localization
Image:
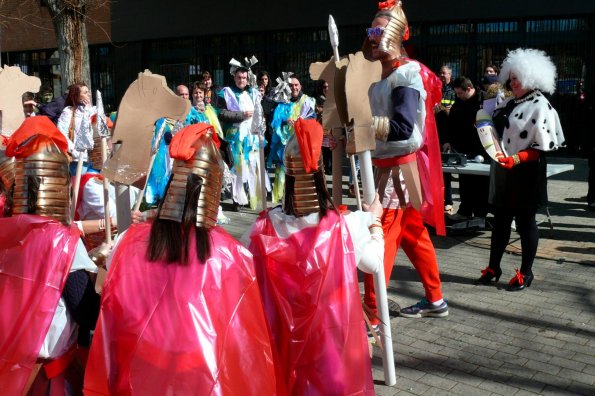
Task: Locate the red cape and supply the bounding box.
[416,61,446,236]
[0,215,79,394]
[249,209,374,395]
[84,224,279,395]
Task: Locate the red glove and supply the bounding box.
[498,148,539,169]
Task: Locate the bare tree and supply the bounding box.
[42,0,91,92]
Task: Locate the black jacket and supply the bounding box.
[447,88,484,157]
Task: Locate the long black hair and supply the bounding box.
[283,168,337,218]
[148,173,211,264]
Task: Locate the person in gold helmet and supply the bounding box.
[0,116,99,395]
[84,123,281,395]
[245,117,385,395]
[362,0,449,319]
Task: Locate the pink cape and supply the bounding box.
[84,223,280,395]
[0,215,79,394]
[415,61,446,236]
[249,209,374,396]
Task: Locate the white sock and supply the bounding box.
[430,299,444,307]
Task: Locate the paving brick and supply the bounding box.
[417,373,458,390]
[565,381,595,395]
[450,382,488,395]
[549,356,586,372]
[531,371,572,390]
[524,358,562,376]
[558,367,595,386]
[477,378,519,396]
[492,351,529,367]
[393,376,431,395]
[541,385,578,396]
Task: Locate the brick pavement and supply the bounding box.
[221,156,594,395]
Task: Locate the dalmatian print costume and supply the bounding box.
[497,90,565,155]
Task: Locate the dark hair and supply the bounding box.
[283,169,337,218]
[148,173,211,264]
[65,82,88,108]
[192,81,207,93]
[288,73,300,83]
[22,92,35,101]
[257,71,271,93]
[200,71,211,81]
[234,67,249,75]
[452,76,474,90]
[486,64,500,75]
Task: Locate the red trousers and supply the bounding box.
[364,207,443,323]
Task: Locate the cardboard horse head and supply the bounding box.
[0,66,41,136]
[102,70,190,185]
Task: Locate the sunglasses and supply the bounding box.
[366,27,385,37]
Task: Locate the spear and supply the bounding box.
[327,15,347,206]
[95,90,113,243]
[328,14,396,386]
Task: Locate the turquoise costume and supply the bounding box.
[269,93,316,203]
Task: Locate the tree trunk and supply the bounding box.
[43,0,90,93]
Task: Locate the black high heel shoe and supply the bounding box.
[475,267,502,285]
[507,269,534,291]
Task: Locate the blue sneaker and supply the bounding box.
[399,298,448,318]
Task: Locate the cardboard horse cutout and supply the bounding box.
[102,70,190,185]
[0,66,41,136]
[309,56,349,204]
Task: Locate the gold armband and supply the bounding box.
[372,116,390,142]
[512,154,520,166]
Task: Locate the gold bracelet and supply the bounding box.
[512,154,520,166]
[372,116,390,142]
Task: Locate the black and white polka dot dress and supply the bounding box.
[488,90,565,209]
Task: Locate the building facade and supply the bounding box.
[2,0,593,150]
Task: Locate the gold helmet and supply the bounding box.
[159,124,223,228]
[364,0,409,59]
[0,141,15,192]
[7,117,71,224]
[283,119,324,217]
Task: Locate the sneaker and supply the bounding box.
[399,298,449,318]
[367,324,379,338]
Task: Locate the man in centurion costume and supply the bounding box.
[245,117,384,395]
[84,123,280,395]
[0,116,99,394]
[362,0,448,319]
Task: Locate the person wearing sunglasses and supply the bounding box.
[362,0,448,320]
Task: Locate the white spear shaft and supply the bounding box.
[328,14,395,386]
[96,90,112,242]
[328,15,344,206]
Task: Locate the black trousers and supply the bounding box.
[488,207,539,275]
[458,174,489,217]
[444,173,453,206]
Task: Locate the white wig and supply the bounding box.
[498,48,557,94]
